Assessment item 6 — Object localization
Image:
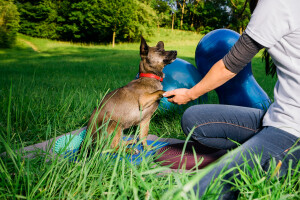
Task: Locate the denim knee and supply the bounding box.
[181,106,203,138]
[181,104,265,149]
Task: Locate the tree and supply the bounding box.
[151,0,172,29]
[176,0,187,30]
[56,0,109,43]
[227,0,251,34]
[0,0,20,48]
[158,0,176,30]
[16,0,156,45]
[188,0,202,30]
[17,0,58,39]
[12,0,252,44]
[102,0,137,47]
[101,0,156,47]
[192,0,230,33]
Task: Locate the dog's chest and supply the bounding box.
[122,102,158,128]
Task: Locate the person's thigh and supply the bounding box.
[193,126,300,199]
[181,104,266,149]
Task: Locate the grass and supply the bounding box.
[0,29,206,146]
[1,28,298,199]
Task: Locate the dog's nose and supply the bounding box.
[173,51,177,56]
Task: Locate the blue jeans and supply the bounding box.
[181,104,300,199]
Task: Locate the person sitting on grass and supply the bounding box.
[164,0,300,198]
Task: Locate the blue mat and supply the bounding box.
[55,130,169,165]
[116,139,169,165]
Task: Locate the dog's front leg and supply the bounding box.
[138,90,165,111]
[106,120,137,154]
[139,118,151,150]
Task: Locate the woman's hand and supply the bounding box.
[163,88,195,105]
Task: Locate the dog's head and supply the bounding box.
[140,36,177,73]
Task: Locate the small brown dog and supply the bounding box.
[87,36,177,151]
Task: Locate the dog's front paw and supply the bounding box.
[126,148,140,155]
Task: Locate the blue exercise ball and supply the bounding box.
[195,29,271,110]
[136,58,207,113]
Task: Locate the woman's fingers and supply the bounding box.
[164,89,192,105]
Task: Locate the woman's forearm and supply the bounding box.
[187,59,236,100]
[164,33,260,105]
[163,59,236,105]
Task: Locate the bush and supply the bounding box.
[0,0,20,48]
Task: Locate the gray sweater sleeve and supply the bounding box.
[222,32,264,74]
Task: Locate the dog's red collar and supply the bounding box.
[139,73,163,82]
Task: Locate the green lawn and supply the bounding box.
[1,29,298,199]
[0,29,276,145]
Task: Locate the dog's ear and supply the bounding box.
[156,41,164,50]
[140,36,148,56]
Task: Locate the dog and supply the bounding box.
[87,36,177,151]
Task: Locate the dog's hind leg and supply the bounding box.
[108,121,136,152]
[107,120,123,150]
[139,118,151,150]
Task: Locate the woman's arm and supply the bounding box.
[164,32,264,105]
[164,59,236,105]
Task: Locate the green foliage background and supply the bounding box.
[0,0,20,48]
[11,0,251,44]
[16,0,157,43]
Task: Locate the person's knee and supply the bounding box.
[181,106,205,138]
[181,106,192,134]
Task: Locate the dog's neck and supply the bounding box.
[139,60,164,78]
